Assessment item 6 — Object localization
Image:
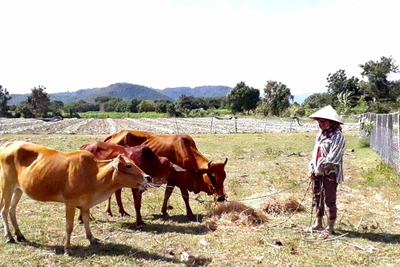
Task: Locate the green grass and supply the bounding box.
[78,111,169,119]
[0,131,399,266]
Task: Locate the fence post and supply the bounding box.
[210,117,213,133]
[234,117,237,133]
[398,113,400,171]
[387,114,393,164]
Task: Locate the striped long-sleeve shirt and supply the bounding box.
[308,130,346,183]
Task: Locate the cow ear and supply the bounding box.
[170,163,186,172]
[223,158,228,166]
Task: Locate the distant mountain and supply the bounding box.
[162,86,232,100]
[9,83,232,105]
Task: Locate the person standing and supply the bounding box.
[307,105,346,235]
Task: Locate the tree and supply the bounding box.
[326,69,361,107]
[49,100,64,116]
[227,82,260,114]
[337,91,353,114]
[27,85,51,117]
[0,85,11,117]
[204,97,224,109]
[15,101,34,118]
[263,80,293,116]
[359,56,399,101]
[103,98,132,112]
[175,95,196,116]
[166,103,181,117]
[137,100,156,113]
[95,96,113,112]
[130,99,141,113]
[155,100,171,113]
[62,103,80,118]
[303,93,334,109]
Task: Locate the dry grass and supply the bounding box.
[204,202,269,229]
[261,195,306,215]
[0,131,399,266]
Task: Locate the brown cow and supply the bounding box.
[79,142,185,227]
[0,141,151,256]
[104,130,228,219]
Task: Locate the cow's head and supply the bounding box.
[111,154,152,190]
[195,158,228,201]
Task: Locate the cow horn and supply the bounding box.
[207,160,213,168]
[112,157,120,171]
[223,158,228,166]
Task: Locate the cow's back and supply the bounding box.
[0,141,99,202]
[80,142,124,160]
[105,130,207,169]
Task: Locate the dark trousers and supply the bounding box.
[312,173,338,220]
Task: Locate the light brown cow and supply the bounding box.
[104,130,228,219]
[0,141,151,256]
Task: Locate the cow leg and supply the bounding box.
[161,180,175,217]
[178,186,195,220]
[105,196,113,217]
[64,204,76,256]
[1,187,15,243]
[115,189,130,217]
[80,208,100,246]
[9,188,26,242]
[131,188,144,228]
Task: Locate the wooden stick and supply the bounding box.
[265,242,281,249]
[337,209,346,225]
[303,233,348,242]
[344,242,376,253]
[356,217,364,230]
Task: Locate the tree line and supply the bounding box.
[1,56,399,119]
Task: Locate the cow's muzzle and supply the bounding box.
[144,175,152,183]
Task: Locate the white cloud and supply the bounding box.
[1,0,399,95]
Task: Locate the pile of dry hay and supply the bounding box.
[261,195,305,215]
[203,202,268,229]
[202,195,305,230]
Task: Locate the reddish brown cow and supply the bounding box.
[80,142,185,226]
[0,141,151,256]
[103,130,228,219]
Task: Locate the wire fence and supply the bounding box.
[359,112,400,171]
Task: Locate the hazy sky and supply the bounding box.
[1,0,399,95]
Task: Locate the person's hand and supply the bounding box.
[308,171,315,179]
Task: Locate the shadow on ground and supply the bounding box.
[21,240,212,265]
[343,230,400,244]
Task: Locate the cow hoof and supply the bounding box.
[64,250,72,256]
[120,211,130,217]
[17,235,27,242]
[6,238,16,244]
[90,238,101,246]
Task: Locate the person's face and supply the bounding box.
[316,119,331,130]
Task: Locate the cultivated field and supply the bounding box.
[0,119,399,267]
[0,117,359,135]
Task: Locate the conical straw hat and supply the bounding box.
[309,105,343,124]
